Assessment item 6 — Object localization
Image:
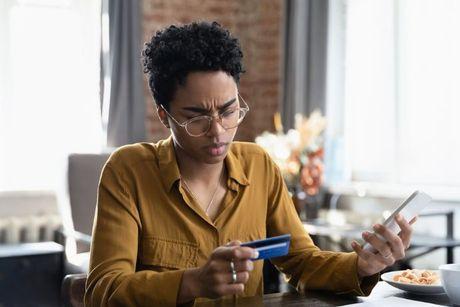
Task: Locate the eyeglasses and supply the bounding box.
[161,94,250,137]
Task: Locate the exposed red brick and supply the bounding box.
[142,0,283,142]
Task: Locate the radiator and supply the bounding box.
[0,215,62,244]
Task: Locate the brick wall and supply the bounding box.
[142,0,284,142]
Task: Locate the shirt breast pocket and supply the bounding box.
[140,237,198,269]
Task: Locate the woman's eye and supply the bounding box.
[221,109,236,117]
[186,114,204,120]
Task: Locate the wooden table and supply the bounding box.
[196,282,453,306]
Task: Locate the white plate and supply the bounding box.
[381,270,445,295]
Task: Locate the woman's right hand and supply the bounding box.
[178,241,258,303]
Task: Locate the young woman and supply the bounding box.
[85,22,415,306]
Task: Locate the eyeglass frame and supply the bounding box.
[160,93,250,137]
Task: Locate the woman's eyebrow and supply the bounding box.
[182,97,237,113]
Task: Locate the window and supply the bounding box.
[0,0,103,191]
[326,0,460,197]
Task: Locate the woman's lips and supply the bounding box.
[207,143,227,156]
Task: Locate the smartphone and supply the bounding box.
[363,190,432,252]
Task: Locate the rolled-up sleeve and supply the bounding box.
[263,153,379,296]
[84,161,184,306]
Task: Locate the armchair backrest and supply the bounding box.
[67,153,110,237]
[61,273,87,307]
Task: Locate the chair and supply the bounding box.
[60,153,110,274]
[61,273,87,307]
[59,153,110,306]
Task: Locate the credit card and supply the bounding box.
[241,234,291,260]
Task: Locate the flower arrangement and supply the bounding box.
[255,110,326,196]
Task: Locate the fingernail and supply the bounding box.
[373,224,382,231]
[253,251,259,259]
[363,231,370,238]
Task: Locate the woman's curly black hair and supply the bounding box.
[142,21,244,111]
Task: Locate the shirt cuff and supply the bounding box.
[145,269,186,305]
[337,252,379,296]
[164,270,184,306]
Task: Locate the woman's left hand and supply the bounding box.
[351,213,416,277]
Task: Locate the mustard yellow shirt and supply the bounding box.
[85,137,378,306]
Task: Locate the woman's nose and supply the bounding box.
[207,115,225,136]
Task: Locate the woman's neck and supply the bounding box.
[173,143,225,185]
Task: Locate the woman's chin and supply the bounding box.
[202,148,228,164]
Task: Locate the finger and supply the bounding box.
[211,246,258,261]
[233,259,254,272]
[210,257,253,274]
[226,240,242,247]
[395,213,414,249]
[373,224,405,259]
[219,259,238,274]
[225,271,249,284]
[362,231,392,258]
[231,246,259,260]
[217,283,245,296]
[211,246,231,260]
[352,241,393,267]
[351,241,373,263]
[369,246,396,266]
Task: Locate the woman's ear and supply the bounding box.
[156,105,170,128]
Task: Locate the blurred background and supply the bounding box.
[0,0,459,306]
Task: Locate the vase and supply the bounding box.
[299,148,324,196]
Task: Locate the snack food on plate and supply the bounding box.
[392,269,440,285]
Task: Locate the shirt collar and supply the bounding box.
[157,136,181,191]
[157,137,250,191]
[225,144,250,189]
